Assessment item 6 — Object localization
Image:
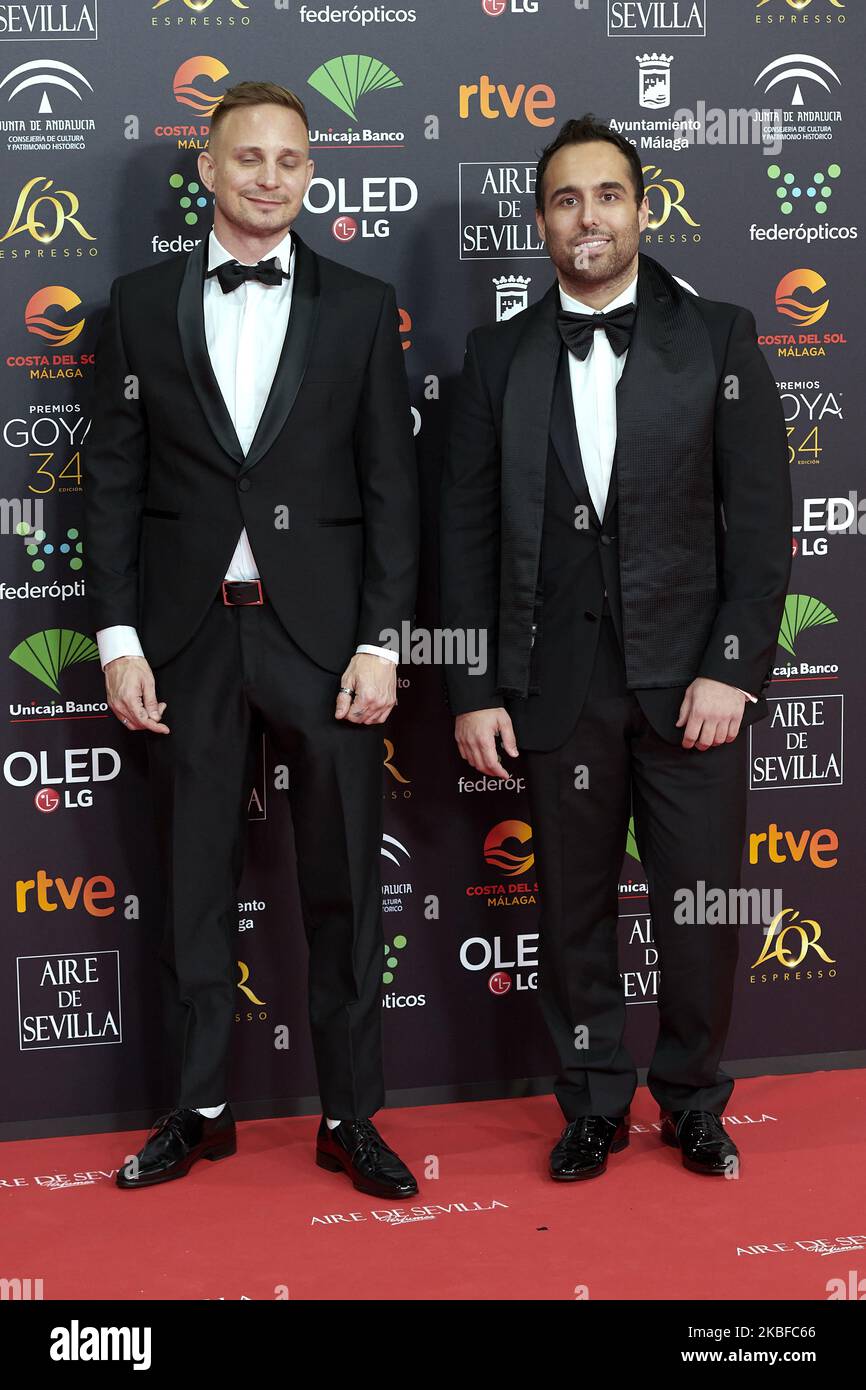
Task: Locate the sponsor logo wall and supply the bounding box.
[0,0,862,1137]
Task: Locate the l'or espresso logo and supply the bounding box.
[4,745,120,811]
[0,176,97,262]
[0,1,98,39]
[151,0,251,26]
[459,161,545,261]
[755,1,846,26]
[235,959,267,1024]
[383,736,411,799]
[641,162,700,244]
[750,906,837,985]
[154,55,229,149]
[17,951,120,1051]
[750,694,842,789]
[607,1,707,37]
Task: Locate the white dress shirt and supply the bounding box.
[96,225,396,668]
[558,272,755,703]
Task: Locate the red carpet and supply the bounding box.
[3,1070,864,1301]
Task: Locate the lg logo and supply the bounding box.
[482,0,539,14]
[332,216,357,243]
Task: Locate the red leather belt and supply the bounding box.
[221,579,264,606]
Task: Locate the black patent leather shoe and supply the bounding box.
[316,1117,418,1199]
[549,1113,630,1181]
[115,1105,236,1188]
[660,1109,740,1176]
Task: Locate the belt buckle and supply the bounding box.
[222,579,263,607]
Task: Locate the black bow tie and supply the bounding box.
[208,256,288,294]
[557,303,636,360]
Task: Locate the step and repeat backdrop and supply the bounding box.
[0,0,863,1137]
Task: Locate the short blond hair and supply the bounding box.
[210,81,308,143]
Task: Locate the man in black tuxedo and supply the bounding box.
[441,116,791,1181]
[85,82,419,1197]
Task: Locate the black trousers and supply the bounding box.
[144,595,386,1118]
[523,613,749,1121]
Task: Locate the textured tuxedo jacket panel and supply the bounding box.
[84,232,419,673]
[441,252,793,750]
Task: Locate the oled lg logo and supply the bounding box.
[460,934,538,992]
[303,175,417,241]
[482,0,539,15]
[3,745,120,810]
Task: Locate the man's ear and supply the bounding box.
[197,149,215,194]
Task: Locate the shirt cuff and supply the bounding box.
[96,626,145,669]
[737,687,758,703]
[356,644,399,665]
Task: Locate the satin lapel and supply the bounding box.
[549,346,601,529]
[608,254,680,530]
[240,231,321,475]
[498,280,561,693]
[176,238,245,466]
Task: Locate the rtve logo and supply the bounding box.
[749,822,838,867]
[15,870,116,916]
[458,75,555,126]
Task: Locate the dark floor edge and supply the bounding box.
[2,1049,863,1143]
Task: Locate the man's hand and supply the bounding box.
[104,655,169,734]
[676,677,746,750]
[335,653,397,724]
[455,707,518,779]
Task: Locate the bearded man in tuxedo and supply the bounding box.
[441,116,791,1181]
[85,82,419,1197]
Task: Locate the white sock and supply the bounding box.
[326,1117,341,1130]
[195,1103,226,1118]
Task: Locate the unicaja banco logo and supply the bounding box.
[777,594,837,656]
[308,55,402,120]
[10,629,99,693]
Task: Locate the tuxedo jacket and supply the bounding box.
[441,252,792,751]
[84,232,419,673]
